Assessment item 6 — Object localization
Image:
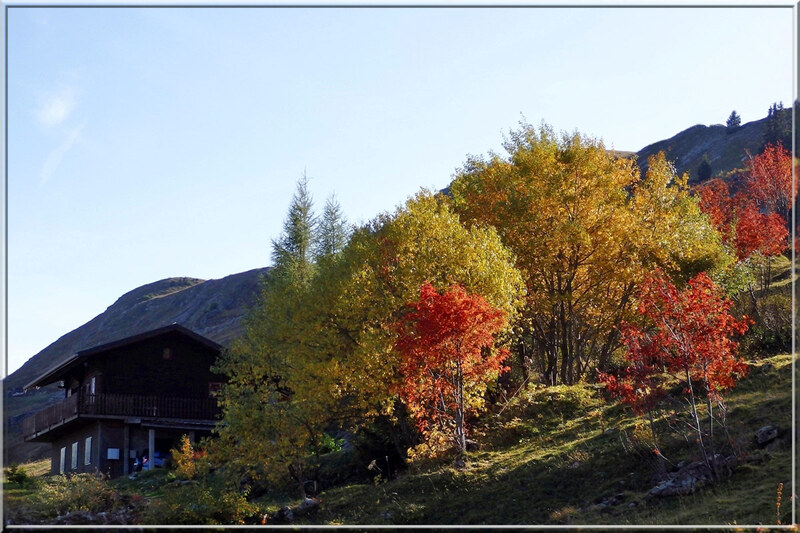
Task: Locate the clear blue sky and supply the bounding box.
[4,5,795,375]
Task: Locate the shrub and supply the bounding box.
[36,474,118,516]
[142,477,256,525]
[738,291,792,356]
[5,463,29,485]
[170,434,202,480]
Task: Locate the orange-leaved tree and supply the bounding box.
[394,282,509,456]
[609,269,750,481]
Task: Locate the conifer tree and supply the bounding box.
[314,194,350,260]
[272,173,317,283]
[726,110,741,134]
[762,102,791,151]
[697,154,712,182]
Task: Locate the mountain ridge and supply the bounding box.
[635,109,787,182]
[6,267,269,393]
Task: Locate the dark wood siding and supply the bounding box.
[95,331,222,398]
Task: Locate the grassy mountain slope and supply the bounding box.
[293,353,793,526]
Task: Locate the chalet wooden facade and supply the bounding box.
[22,324,224,478]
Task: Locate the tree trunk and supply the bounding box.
[685,369,716,483]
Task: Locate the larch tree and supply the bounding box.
[213,175,325,498]
[314,194,350,261]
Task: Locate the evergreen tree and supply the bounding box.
[762,102,791,151]
[697,154,712,182]
[726,110,741,134]
[314,194,350,260]
[272,173,317,282]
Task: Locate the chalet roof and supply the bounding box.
[25,323,223,390]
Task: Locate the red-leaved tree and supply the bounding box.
[603,270,750,480]
[745,143,795,225]
[696,178,734,238]
[394,282,509,455]
[598,325,669,472]
[733,204,789,261]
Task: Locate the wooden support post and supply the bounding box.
[123,425,130,476]
[147,428,155,471]
[188,431,196,445]
[96,421,102,475]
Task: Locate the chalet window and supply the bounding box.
[71,442,78,470]
[84,437,92,465]
[59,447,66,474]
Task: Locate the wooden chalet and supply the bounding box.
[22,324,224,478]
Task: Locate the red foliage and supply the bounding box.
[695,170,789,260]
[394,282,509,452]
[598,323,666,415]
[603,270,750,410]
[627,270,749,400]
[745,143,795,222]
[734,204,789,260]
[695,178,733,236]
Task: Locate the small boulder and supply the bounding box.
[294,497,320,516]
[273,506,294,523]
[756,425,779,446]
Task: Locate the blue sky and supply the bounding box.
[4,5,795,375]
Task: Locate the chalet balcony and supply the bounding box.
[22,393,221,441]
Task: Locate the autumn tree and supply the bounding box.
[611,270,749,481]
[302,192,524,429]
[216,190,524,475]
[394,283,510,455]
[449,123,728,385]
[695,145,792,293]
[695,178,734,238]
[744,142,795,226]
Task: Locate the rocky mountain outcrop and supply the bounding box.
[635,109,787,183]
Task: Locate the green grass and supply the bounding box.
[300,354,794,526]
[3,354,792,526]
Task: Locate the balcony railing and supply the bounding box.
[22,393,220,440]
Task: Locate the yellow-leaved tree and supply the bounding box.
[449,123,730,385]
[291,191,525,457]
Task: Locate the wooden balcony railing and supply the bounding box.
[22,393,220,440]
